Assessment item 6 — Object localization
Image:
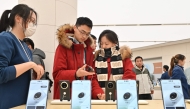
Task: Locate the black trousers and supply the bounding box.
[139,94,152,100]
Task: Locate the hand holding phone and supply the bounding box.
[76,64,95,78]
[85,65,94,72]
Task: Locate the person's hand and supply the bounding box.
[151,90,154,94]
[76,64,95,77]
[32,64,44,80]
[97,93,105,100]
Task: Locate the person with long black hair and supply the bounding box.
[169,54,190,99]
[0,4,44,108]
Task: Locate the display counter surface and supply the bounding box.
[12,100,190,109]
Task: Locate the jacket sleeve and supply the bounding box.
[53,45,76,84]
[0,36,16,84]
[161,73,164,79]
[147,69,154,90]
[89,60,104,99]
[88,74,104,99]
[122,58,136,80]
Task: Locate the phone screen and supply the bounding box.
[161,80,186,109]
[71,80,91,109]
[26,80,49,109]
[117,80,138,109]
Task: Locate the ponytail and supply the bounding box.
[169,57,176,77]
[0,10,11,32]
[168,54,185,76]
[0,4,38,33]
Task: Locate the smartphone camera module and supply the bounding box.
[170,92,178,100]
[107,82,114,89]
[34,92,42,99]
[123,92,131,100]
[78,92,85,98]
[60,81,68,89]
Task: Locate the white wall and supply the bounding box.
[0,0,18,16]
[78,0,190,48]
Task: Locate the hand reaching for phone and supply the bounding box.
[76,64,95,78]
[97,93,105,100]
[32,64,44,80]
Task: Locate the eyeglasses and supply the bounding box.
[76,27,91,37]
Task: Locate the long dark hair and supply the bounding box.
[98,30,119,48]
[0,4,37,32]
[168,54,186,76]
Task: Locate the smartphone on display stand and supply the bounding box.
[71,80,91,109]
[160,79,186,109]
[59,80,70,101]
[116,80,138,109]
[26,80,49,109]
[105,81,116,102]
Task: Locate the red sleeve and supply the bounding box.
[87,59,104,99]
[89,74,104,99]
[53,45,76,82]
[122,58,136,80]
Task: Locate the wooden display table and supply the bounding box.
[12,100,190,109]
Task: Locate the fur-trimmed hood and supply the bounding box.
[94,45,132,60]
[56,24,94,49]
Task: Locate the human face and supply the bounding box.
[16,11,37,29]
[163,68,166,72]
[100,36,116,49]
[178,59,186,67]
[74,25,91,43]
[91,39,97,51]
[135,58,143,68]
[26,11,37,28]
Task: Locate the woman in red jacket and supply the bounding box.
[53,17,104,99]
[94,30,136,94]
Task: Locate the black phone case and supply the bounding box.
[105,81,116,101]
[86,65,94,72]
[59,80,70,101]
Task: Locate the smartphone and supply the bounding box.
[105,81,116,101]
[117,80,138,109]
[86,65,94,72]
[26,80,49,109]
[59,80,70,101]
[161,79,186,109]
[71,80,91,109]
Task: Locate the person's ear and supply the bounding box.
[73,25,77,32]
[28,45,32,50]
[15,15,22,24]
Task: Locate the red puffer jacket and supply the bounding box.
[53,24,103,99]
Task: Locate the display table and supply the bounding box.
[152,86,162,100]
[12,100,190,109]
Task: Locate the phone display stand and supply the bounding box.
[59,80,70,101]
[105,81,116,102]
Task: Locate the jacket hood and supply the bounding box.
[32,48,46,59]
[56,24,94,49]
[134,64,146,72]
[94,45,132,60]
